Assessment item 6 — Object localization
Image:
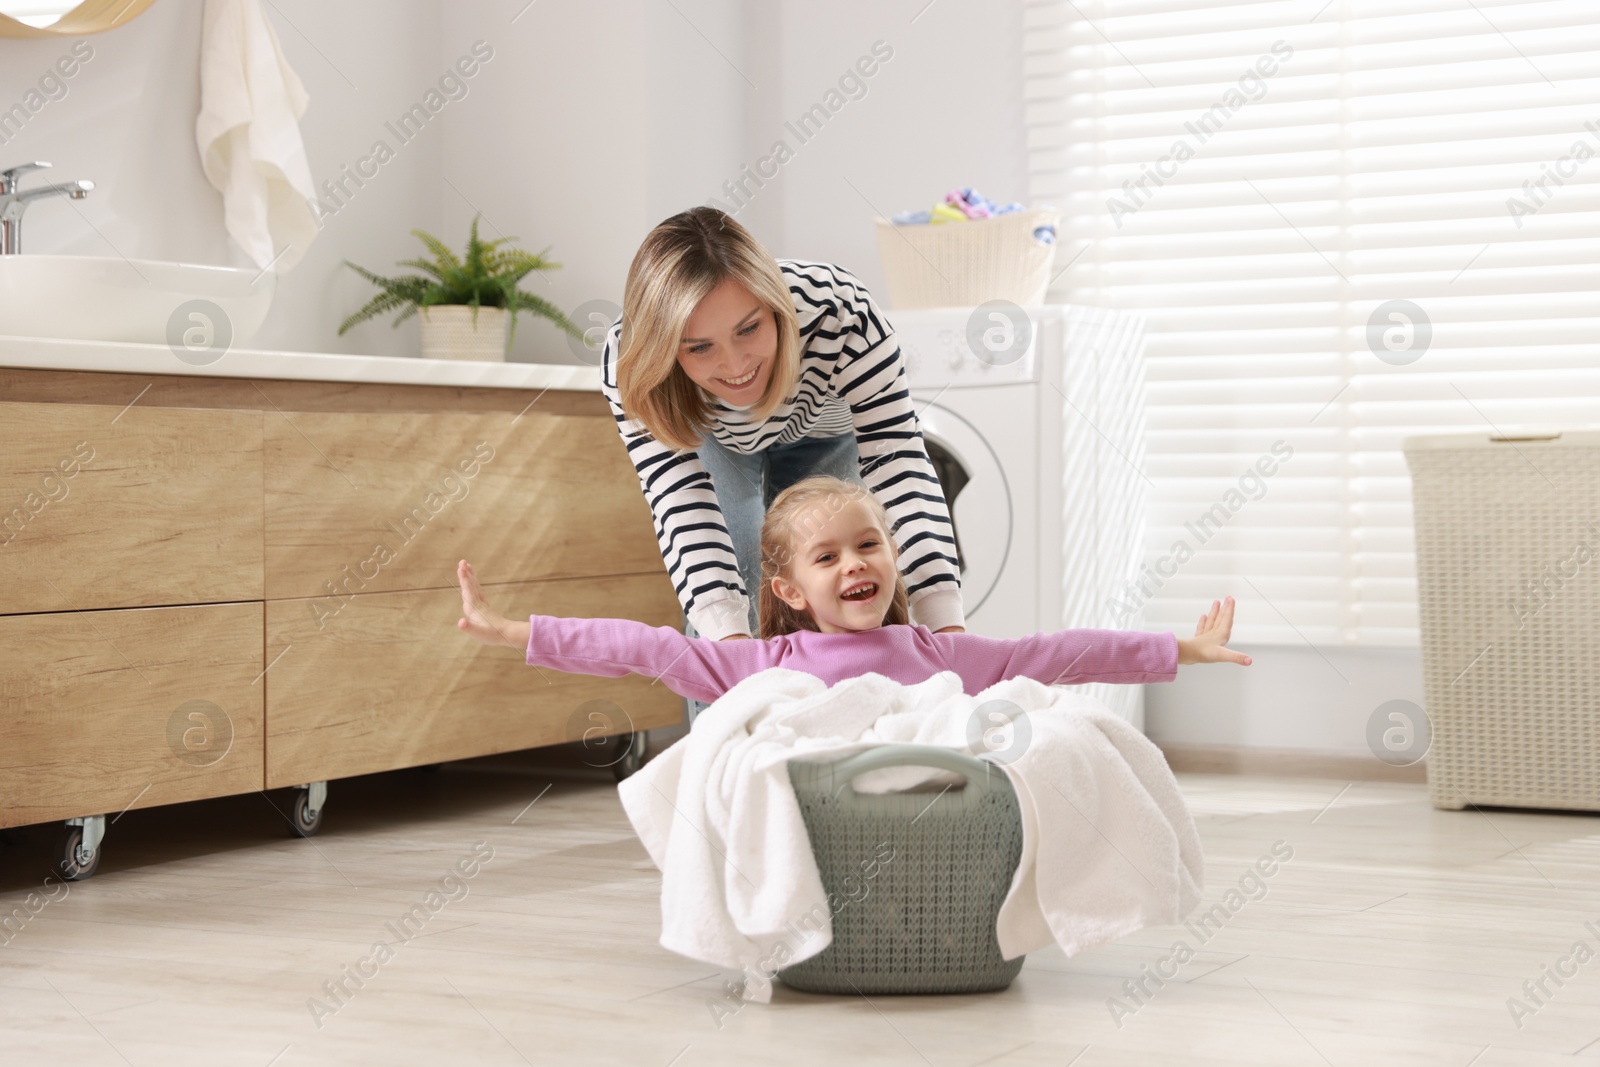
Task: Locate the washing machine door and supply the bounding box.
[912,400,1012,620]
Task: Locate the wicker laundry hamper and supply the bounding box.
[873,210,1059,309]
[777,744,1026,995]
[1403,429,1600,812]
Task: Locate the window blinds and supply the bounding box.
[1025,0,1600,647]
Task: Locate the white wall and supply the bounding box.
[437,0,1033,361]
[728,0,1030,296]
[1144,645,1426,759]
[436,0,747,363]
[251,0,450,356]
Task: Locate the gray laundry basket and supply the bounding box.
[777,744,1026,995]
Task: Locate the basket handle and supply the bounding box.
[824,743,1008,799]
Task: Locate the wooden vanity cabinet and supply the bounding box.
[0,367,681,834]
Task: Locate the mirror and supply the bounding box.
[0,0,154,37]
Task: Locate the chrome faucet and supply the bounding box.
[0,161,94,255]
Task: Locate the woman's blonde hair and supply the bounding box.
[615,207,801,451]
[758,476,911,639]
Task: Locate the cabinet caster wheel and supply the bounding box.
[58,817,104,881]
[612,732,647,782]
[287,782,327,838]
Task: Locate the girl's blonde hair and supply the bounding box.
[758,476,910,639]
[615,207,801,451]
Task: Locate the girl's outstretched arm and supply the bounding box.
[932,625,1180,690]
[455,560,776,704]
[929,595,1250,689]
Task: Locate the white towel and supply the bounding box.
[195,0,317,273]
[618,669,1204,1004]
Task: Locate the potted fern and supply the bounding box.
[338,215,582,361]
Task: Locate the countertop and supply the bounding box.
[0,335,602,392]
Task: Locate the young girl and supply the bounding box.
[456,476,1250,704]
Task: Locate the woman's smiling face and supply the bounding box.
[770,496,899,634]
[676,277,778,405]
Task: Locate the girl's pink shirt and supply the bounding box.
[524,617,1178,704]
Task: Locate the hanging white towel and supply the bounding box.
[618,669,1205,1005]
[195,0,317,273]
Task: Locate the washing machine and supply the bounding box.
[892,304,1150,728]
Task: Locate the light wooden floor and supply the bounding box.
[3,747,1599,1066]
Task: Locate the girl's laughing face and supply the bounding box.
[769,496,898,634]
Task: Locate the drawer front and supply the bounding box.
[0,401,264,615]
[0,603,265,828]
[264,572,683,787]
[263,409,665,601]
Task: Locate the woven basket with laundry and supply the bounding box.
[874,208,1060,308]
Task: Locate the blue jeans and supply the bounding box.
[683,432,865,725]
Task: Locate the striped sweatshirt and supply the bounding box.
[600,259,963,641]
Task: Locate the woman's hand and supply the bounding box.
[719,633,752,641]
[456,560,530,650]
[1176,596,1252,666]
[934,626,966,634]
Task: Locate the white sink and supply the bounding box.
[0,254,275,349]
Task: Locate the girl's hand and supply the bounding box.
[1177,596,1252,666]
[456,560,529,650]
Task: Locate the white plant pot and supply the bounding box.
[419,305,510,361]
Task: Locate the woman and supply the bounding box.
[601,207,965,718]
